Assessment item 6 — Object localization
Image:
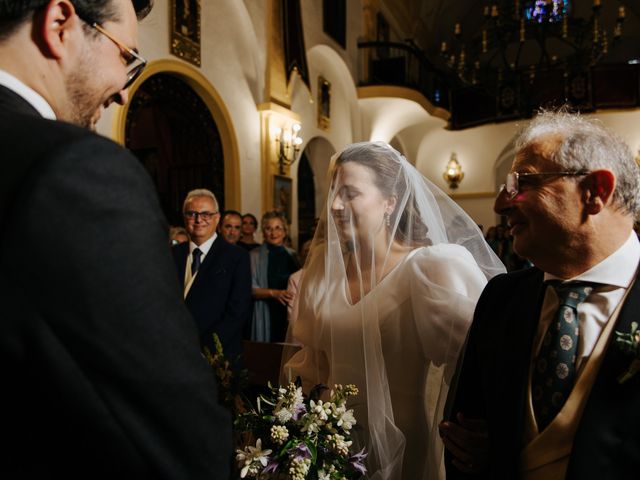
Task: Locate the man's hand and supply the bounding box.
[439,413,489,475]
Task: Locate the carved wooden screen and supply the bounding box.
[125,73,224,227]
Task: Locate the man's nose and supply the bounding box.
[494,187,513,215]
[113,87,129,106]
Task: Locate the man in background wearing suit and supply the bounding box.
[0,1,231,478]
[218,209,243,245]
[173,189,252,368]
[440,110,640,479]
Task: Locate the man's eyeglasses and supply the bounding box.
[91,23,147,89]
[74,10,147,90]
[499,171,590,199]
[184,211,219,221]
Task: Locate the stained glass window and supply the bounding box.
[525,0,569,24]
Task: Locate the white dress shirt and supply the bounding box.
[536,232,640,366]
[183,233,217,296]
[0,69,56,119]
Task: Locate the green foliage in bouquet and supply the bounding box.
[234,382,367,480]
[203,333,249,414]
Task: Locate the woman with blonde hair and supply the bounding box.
[250,211,299,342]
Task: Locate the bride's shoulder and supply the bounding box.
[408,243,475,266]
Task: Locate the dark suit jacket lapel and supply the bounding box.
[186,237,226,298]
[494,269,547,462]
[568,267,640,479]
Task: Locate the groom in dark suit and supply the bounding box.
[440,110,640,479]
[173,189,252,367]
[0,1,231,478]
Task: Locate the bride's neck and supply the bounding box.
[349,233,401,276]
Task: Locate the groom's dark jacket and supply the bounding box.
[446,266,640,480]
[0,84,231,479]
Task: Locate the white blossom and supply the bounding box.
[235,438,272,478]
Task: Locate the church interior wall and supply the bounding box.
[92,0,640,241]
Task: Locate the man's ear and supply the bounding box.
[38,0,78,59]
[583,169,616,215]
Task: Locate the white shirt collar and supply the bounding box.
[544,231,640,288]
[189,233,217,256]
[0,69,56,120]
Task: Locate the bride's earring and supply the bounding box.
[385,212,391,227]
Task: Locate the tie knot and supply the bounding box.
[552,282,594,308]
[193,248,202,260]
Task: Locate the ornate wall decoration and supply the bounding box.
[170,0,201,67]
[317,76,331,131]
[273,175,293,224]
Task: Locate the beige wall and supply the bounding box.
[94,1,640,238]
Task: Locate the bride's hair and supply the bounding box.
[334,142,431,246]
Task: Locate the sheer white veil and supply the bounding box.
[283,142,505,480]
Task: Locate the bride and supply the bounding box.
[283,142,504,480]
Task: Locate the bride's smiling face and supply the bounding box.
[330,161,394,242]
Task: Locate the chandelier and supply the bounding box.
[440,1,627,87]
[431,0,638,128]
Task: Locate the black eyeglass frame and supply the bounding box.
[184,211,219,222]
[74,8,147,90]
[499,171,591,199]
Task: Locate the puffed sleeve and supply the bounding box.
[409,244,487,376]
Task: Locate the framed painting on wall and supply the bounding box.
[317,76,331,131]
[273,175,293,224]
[170,0,201,67]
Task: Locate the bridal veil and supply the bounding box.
[283,142,505,480]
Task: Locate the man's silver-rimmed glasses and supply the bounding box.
[74,8,147,90]
[499,171,590,199]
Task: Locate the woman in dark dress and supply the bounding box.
[249,211,299,342]
[238,213,261,251]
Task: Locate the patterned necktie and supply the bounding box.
[191,248,202,275]
[532,282,594,431]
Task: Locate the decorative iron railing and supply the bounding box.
[357,41,452,112]
[357,41,640,130]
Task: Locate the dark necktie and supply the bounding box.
[532,281,594,431]
[191,248,202,275]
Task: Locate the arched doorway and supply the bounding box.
[125,73,224,226]
[295,136,336,246]
[297,150,315,247]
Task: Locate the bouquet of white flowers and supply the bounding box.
[234,382,367,480]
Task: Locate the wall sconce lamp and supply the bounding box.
[443,152,464,190]
[274,123,303,174]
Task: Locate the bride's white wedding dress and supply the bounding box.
[285,243,488,480]
[283,141,505,480]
